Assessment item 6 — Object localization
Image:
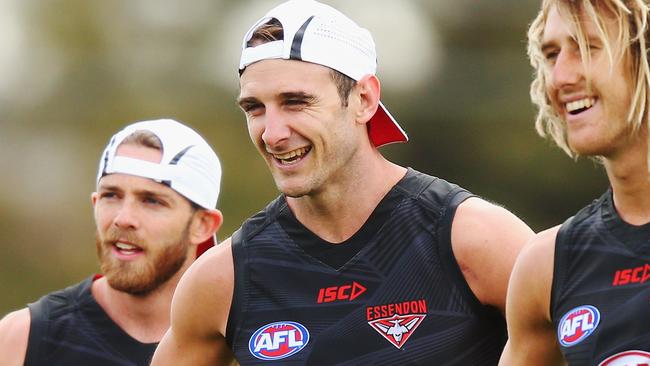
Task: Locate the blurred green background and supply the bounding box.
[0,0,608,315]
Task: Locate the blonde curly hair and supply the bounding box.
[528,0,650,161]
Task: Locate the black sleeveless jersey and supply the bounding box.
[226,168,507,365]
[550,190,650,366]
[24,276,158,366]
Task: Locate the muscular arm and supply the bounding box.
[451,197,534,313]
[499,227,566,365]
[151,239,236,366]
[0,308,30,366]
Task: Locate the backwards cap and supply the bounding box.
[97,118,222,210]
[239,0,408,147]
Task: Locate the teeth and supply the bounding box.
[566,97,595,113]
[273,147,309,161]
[115,242,137,250]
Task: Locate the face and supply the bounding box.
[541,4,634,157]
[238,59,362,198]
[92,144,196,296]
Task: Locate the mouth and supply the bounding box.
[565,97,596,116]
[113,241,143,256]
[271,146,311,165]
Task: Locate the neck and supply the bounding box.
[287,152,407,243]
[603,134,650,225]
[91,262,188,343]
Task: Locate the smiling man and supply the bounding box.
[0,119,223,366]
[151,1,533,365]
[499,0,650,365]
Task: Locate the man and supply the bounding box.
[500,0,650,365]
[0,118,223,365]
[152,1,533,364]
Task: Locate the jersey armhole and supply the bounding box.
[225,228,245,350]
[24,298,49,366]
[436,189,487,312]
[549,216,574,322]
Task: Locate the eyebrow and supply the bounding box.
[278,91,317,102]
[237,91,318,108]
[98,184,173,200]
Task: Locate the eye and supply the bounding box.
[99,191,118,200]
[543,50,559,63]
[240,101,265,117]
[284,98,309,110]
[143,196,163,205]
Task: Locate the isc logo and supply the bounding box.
[317,281,366,303]
[248,321,310,361]
[612,264,650,286]
[598,350,650,366]
[558,305,600,347]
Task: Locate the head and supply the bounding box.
[237,0,407,197]
[93,119,223,296]
[528,0,650,159]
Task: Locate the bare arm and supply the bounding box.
[151,239,236,366]
[451,197,534,313]
[499,227,566,365]
[0,308,30,366]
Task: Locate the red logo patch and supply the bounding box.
[612,264,650,287]
[368,314,426,349]
[317,281,366,303]
[598,350,650,366]
[366,299,427,348]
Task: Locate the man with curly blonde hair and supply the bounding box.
[500,0,650,365]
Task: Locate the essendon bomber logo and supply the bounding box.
[558,305,600,347]
[598,350,650,366]
[248,321,310,361]
[366,299,427,349]
[612,264,650,286]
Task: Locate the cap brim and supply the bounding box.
[368,101,408,147]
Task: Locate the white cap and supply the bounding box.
[239,0,408,147]
[97,119,222,210]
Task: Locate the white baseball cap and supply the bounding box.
[97,119,222,210]
[239,0,408,147]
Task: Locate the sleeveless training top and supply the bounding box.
[24,276,158,366]
[551,190,650,366]
[226,168,507,365]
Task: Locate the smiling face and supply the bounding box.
[238,59,364,198]
[92,143,197,296]
[539,3,635,158]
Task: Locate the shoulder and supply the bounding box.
[171,238,234,337]
[451,197,534,262]
[508,226,560,319]
[500,226,565,365]
[451,197,534,311]
[0,308,30,366]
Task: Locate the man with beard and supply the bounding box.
[0,119,223,366]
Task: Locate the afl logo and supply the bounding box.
[598,350,650,366]
[558,305,600,347]
[248,321,310,360]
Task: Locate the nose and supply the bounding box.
[260,106,291,148]
[112,199,139,230]
[550,48,582,89]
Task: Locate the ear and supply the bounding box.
[355,74,381,125]
[188,209,223,245]
[91,192,99,207]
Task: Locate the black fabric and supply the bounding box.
[550,189,650,365]
[24,277,158,366]
[226,168,507,365]
[277,186,402,269]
